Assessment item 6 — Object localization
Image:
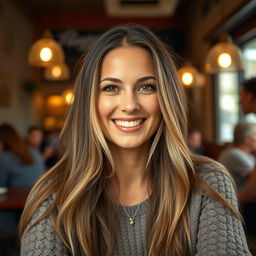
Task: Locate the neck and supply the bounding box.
[109,142,151,205]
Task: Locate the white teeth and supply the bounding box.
[114,119,143,128]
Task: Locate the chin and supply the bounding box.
[115,142,144,149]
[109,137,150,150]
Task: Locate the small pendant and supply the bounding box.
[129,218,135,225]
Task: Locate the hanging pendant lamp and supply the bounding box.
[28,30,65,67]
[205,33,244,74]
[44,63,70,81]
[177,63,199,87]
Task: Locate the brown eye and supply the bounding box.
[138,84,156,92]
[102,85,119,92]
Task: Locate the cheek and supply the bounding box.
[147,96,161,117]
[97,96,115,121]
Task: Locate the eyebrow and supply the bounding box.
[99,76,157,83]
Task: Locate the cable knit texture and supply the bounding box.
[21,162,252,255]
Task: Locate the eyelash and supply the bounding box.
[138,84,156,92]
[101,84,156,93]
[101,85,118,92]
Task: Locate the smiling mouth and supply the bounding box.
[113,119,145,128]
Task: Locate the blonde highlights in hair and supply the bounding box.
[20,24,239,256]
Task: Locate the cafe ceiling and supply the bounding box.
[10,0,189,20]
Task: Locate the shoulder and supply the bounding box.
[21,194,68,256]
[189,158,252,255]
[0,151,15,162]
[0,152,17,170]
[219,148,251,162]
[193,158,236,202]
[194,158,231,185]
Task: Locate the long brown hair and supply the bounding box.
[0,123,34,164]
[19,24,239,255]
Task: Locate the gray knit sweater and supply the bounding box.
[21,162,252,255]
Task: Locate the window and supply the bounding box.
[215,37,256,143]
[216,72,240,143]
[243,37,256,122]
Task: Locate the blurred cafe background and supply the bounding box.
[0,0,256,254]
[0,0,256,147]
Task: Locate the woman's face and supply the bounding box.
[97,46,161,150]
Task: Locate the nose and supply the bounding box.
[121,92,140,113]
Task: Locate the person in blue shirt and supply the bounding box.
[0,123,45,187]
[0,123,45,241]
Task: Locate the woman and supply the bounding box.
[0,123,45,187]
[20,24,251,255]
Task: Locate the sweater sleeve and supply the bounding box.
[20,196,70,256]
[195,163,252,256]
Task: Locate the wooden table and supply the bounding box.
[0,187,31,210]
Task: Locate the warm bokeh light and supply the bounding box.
[44,117,57,128]
[40,47,52,62]
[63,89,74,105]
[47,95,64,107]
[182,72,194,86]
[65,92,74,104]
[217,53,232,68]
[45,95,66,117]
[51,66,62,78]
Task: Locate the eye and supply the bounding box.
[101,85,119,93]
[138,84,156,93]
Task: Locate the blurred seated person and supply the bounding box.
[26,126,43,151]
[240,77,256,115]
[239,169,256,203]
[234,124,256,242]
[41,130,60,169]
[0,123,45,238]
[0,123,45,187]
[218,122,256,191]
[188,129,205,155]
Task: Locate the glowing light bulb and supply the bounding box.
[182,72,194,86]
[51,66,62,78]
[65,92,74,104]
[39,47,52,62]
[217,53,232,68]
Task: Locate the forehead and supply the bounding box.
[100,46,155,77]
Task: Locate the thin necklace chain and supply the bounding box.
[118,189,149,225]
[120,200,142,225]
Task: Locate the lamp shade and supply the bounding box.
[205,33,244,74]
[44,63,70,81]
[28,30,65,67]
[177,64,199,87]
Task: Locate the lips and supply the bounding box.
[114,119,144,128]
[112,118,145,132]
